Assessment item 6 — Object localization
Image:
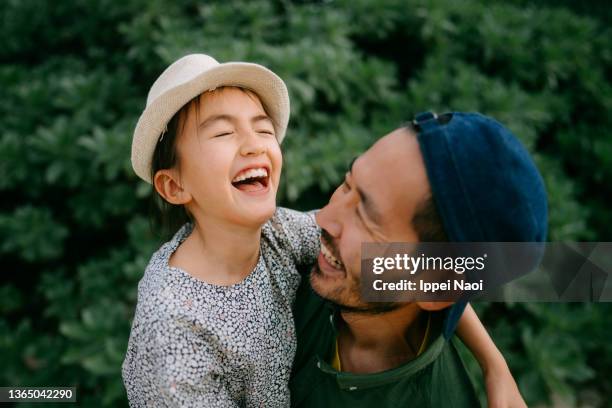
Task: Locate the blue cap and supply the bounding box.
[412,112,548,337]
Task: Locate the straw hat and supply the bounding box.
[131,53,290,183]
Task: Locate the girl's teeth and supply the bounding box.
[232,168,268,182]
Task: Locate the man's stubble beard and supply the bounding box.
[309,265,401,315]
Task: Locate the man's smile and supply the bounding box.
[315,235,346,279]
[321,240,344,269]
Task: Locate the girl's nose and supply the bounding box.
[240,131,266,156]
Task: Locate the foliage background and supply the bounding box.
[1,0,610,406]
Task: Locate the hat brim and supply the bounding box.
[131,62,289,183]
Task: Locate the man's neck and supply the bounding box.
[337,304,428,373]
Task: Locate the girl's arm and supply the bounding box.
[456,304,527,408]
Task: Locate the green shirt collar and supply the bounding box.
[317,305,448,390]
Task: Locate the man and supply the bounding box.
[290,112,548,407]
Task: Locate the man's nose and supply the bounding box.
[315,200,343,238]
[239,129,266,156]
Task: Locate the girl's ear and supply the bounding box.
[153,169,191,205]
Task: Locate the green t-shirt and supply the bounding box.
[290,279,480,408]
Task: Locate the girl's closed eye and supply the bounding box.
[214,131,233,138]
[202,122,234,138]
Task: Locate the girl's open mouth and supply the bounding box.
[231,166,270,193]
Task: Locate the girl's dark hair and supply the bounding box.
[149,97,198,238]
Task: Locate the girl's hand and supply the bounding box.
[484,361,527,408]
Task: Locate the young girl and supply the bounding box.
[122,54,523,407]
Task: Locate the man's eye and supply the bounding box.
[355,207,365,224]
[257,130,275,135]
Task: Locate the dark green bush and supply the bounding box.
[1,0,610,406]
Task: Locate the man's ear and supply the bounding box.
[416,301,454,311]
[153,169,191,205]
